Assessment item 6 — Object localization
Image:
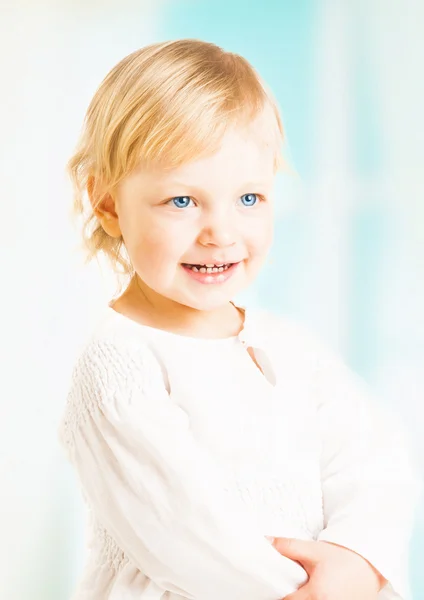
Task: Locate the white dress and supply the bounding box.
[58,303,422,600]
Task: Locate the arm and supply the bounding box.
[59,338,307,600]
[311,340,422,599]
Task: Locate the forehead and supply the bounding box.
[141,126,276,189]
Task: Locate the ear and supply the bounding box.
[87,175,122,239]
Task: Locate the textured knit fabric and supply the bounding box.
[58,303,422,600]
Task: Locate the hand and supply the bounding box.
[267,537,387,599]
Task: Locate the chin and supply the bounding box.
[175,293,234,312]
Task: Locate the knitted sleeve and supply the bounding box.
[59,337,307,600]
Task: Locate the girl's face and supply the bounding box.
[114,125,276,311]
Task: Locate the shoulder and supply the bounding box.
[251,308,336,367]
[70,331,165,400]
[253,310,377,410]
[71,306,168,390]
[59,322,167,449]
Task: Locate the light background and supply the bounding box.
[0,1,423,599]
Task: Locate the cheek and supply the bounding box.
[130,224,188,272]
[118,207,190,275]
[245,215,274,256]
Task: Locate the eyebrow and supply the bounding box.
[161,180,270,190]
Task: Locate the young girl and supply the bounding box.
[59,39,421,600]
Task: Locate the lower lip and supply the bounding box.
[181,262,241,284]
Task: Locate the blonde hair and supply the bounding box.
[68,39,285,282]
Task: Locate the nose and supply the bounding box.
[197,208,237,248]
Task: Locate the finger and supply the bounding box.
[283,583,311,600]
[272,537,321,568]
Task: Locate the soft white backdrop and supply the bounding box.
[0,1,422,599]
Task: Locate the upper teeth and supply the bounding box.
[186,263,230,273]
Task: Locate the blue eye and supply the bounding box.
[240,193,259,207]
[169,196,193,209]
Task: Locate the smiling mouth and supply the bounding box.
[181,263,234,273]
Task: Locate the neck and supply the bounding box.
[112,274,244,339]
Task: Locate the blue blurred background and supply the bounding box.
[1,1,422,598]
